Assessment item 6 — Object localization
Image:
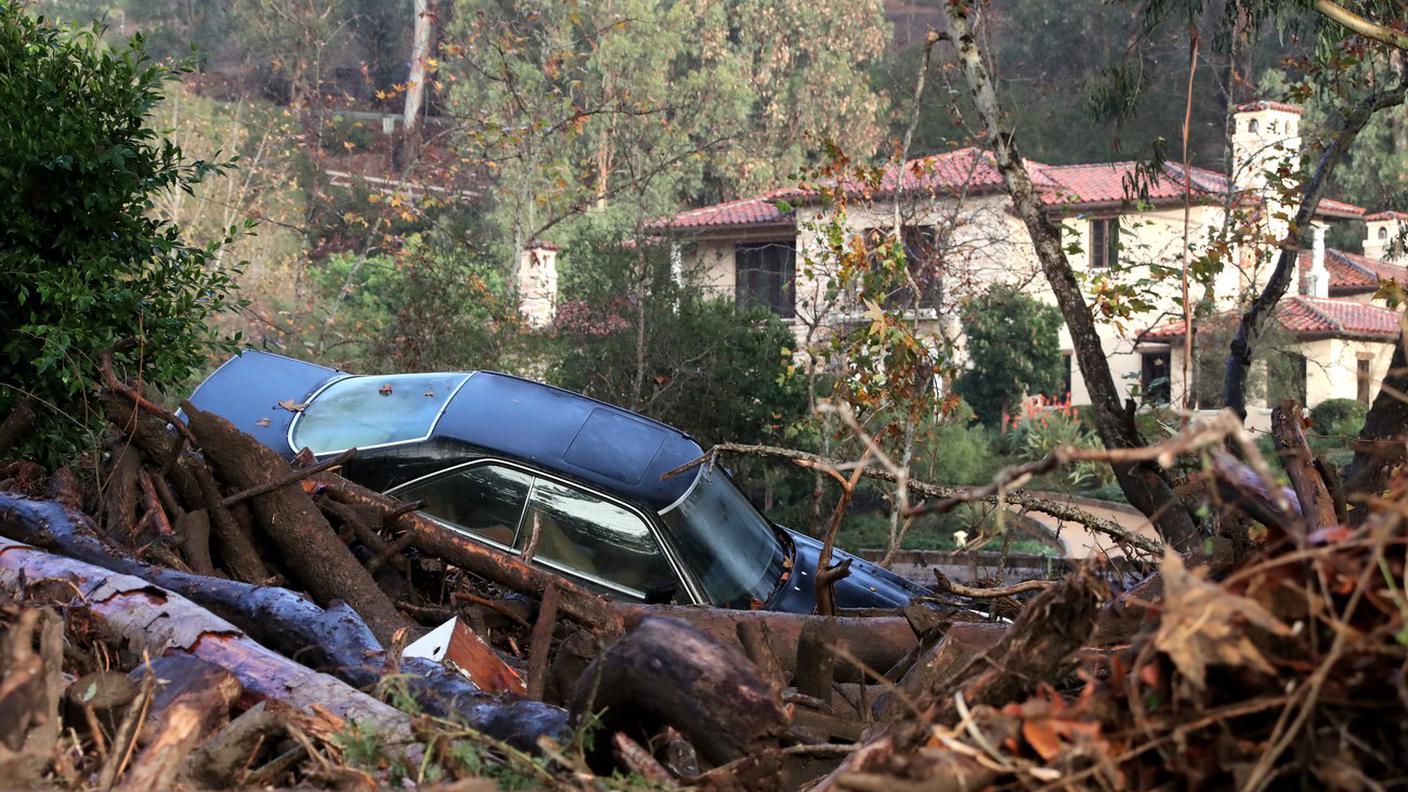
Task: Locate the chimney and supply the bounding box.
[1302,223,1329,298]
[517,241,559,329]
[1364,211,1406,262]
[1230,100,1303,194]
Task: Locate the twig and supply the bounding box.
[100,346,198,449]
[662,440,1163,557]
[220,449,356,508]
[933,570,1053,598]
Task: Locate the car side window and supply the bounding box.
[397,465,532,548]
[519,478,676,598]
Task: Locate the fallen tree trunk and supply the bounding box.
[618,605,918,683]
[0,536,410,732]
[183,403,408,643]
[571,616,788,769]
[0,491,569,751]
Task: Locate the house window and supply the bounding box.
[1089,217,1119,269]
[1358,356,1372,404]
[1380,226,1390,240]
[860,226,942,310]
[1247,119,1259,134]
[1140,351,1171,405]
[735,241,796,318]
[1062,353,1073,399]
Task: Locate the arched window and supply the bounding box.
[1380,227,1390,240]
[1248,119,1259,134]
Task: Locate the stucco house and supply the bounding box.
[651,101,1405,430]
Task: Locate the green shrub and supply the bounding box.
[0,10,242,461]
[912,401,997,486]
[954,285,1065,426]
[1006,396,1113,489]
[1309,398,1368,440]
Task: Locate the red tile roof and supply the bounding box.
[661,189,795,231]
[1366,210,1408,221]
[1235,100,1304,115]
[1143,296,1401,342]
[1308,248,1408,295]
[659,145,1366,231]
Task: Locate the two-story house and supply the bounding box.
[652,101,1404,429]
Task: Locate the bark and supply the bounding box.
[128,655,242,744]
[1345,336,1408,511]
[183,403,408,644]
[872,622,1008,722]
[313,472,623,636]
[1271,400,1337,535]
[0,606,63,783]
[398,0,435,168]
[570,616,789,769]
[1224,81,1407,416]
[0,536,411,733]
[941,0,1200,552]
[102,396,268,582]
[0,491,569,750]
[618,605,918,683]
[101,443,141,541]
[113,701,204,792]
[526,581,561,701]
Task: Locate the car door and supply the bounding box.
[391,461,689,603]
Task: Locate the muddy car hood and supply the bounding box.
[769,529,934,611]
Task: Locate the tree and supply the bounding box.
[0,8,242,459]
[955,286,1065,426]
[397,0,436,168]
[941,1,1201,551]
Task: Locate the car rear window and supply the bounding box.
[289,372,470,455]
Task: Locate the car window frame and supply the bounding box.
[285,371,477,456]
[386,457,704,605]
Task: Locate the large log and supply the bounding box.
[571,616,788,769]
[183,403,408,643]
[102,395,268,581]
[618,605,919,683]
[0,492,569,751]
[313,473,623,636]
[0,536,410,732]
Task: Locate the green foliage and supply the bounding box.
[552,229,806,445]
[307,233,526,373]
[954,286,1065,426]
[910,401,997,487]
[1005,397,1114,489]
[0,8,242,461]
[1310,398,1368,440]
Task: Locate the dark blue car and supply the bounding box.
[186,350,932,613]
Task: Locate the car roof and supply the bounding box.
[434,371,705,512]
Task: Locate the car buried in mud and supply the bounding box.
[185,349,934,613]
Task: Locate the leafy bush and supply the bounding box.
[1004,395,1113,489]
[954,285,1065,426]
[1310,398,1368,441]
[912,400,997,486]
[552,229,806,446]
[0,10,241,460]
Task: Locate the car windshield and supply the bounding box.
[659,466,786,608]
[290,372,470,455]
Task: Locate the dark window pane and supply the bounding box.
[1089,218,1118,269]
[398,465,532,547]
[1358,358,1371,404]
[520,479,675,597]
[735,242,796,318]
[1141,352,1171,404]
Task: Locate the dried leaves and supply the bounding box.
[1153,552,1292,690]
